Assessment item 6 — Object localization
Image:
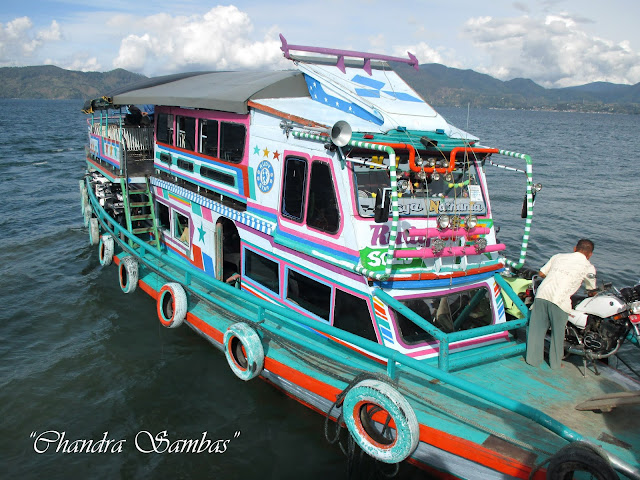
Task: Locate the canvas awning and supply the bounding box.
[83,70,310,114]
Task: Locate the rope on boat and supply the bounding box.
[410,384,556,458]
[323,372,402,479]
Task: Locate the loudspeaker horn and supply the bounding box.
[331,121,352,147]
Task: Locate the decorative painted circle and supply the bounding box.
[256,160,275,193]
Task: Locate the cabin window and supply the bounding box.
[282,157,307,222]
[352,156,487,218]
[199,119,219,157]
[177,116,196,151]
[287,269,331,320]
[156,113,174,145]
[220,122,245,162]
[201,166,235,186]
[174,211,190,246]
[177,159,194,172]
[392,287,493,345]
[333,290,377,342]
[156,202,170,231]
[307,162,340,234]
[244,250,279,293]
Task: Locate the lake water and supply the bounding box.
[1,99,639,479]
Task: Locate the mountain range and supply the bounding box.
[1,64,639,114]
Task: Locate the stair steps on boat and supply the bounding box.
[120,177,161,250]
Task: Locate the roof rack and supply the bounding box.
[279,34,419,75]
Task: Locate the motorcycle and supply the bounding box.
[507,269,640,366]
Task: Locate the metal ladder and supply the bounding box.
[120,177,161,250]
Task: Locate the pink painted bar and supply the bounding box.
[279,34,419,74]
[407,226,491,239]
[394,244,506,259]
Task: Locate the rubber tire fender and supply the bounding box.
[88,218,100,245]
[546,441,617,480]
[118,256,138,294]
[157,283,187,328]
[342,379,419,464]
[79,180,88,212]
[98,234,115,266]
[223,323,264,381]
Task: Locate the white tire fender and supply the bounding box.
[88,218,100,245]
[99,234,115,266]
[118,256,138,294]
[223,323,264,381]
[342,379,419,464]
[157,283,187,328]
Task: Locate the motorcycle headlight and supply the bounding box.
[630,301,640,314]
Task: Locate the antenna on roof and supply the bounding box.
[279,34,419,75]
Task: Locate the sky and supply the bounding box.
[1,0,639,88]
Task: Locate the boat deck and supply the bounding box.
[118,246,640,476]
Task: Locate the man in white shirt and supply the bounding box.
[525,239,597,369]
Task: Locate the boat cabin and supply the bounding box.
[82,39,531,371]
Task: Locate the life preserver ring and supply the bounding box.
[547,442,617,480]
[118,256,138,294]
[157,283,187,328]
[88,218,100,245]
[99,234,114,266]
[223,323,264,381]
[342,379,419,464]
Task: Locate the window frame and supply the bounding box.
[243,248,280,294]
[281,156,309,223]
[305,160,341,234]
[173,210,191,247]
[284,266,333,322]
[219,121,246,163]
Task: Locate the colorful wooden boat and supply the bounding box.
[80,36,640,479]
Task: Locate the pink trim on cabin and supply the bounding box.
[275,149,357,256]
[246,200,279,217]
[404,331,509,358]
[304,155,345,238]
[201,206,213,223]
[155,106,250,165]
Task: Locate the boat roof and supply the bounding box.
[85,70,310,114]
[83,37,477,139]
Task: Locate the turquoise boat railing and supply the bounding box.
[489,149,535,271]
[373,281,529,372]
[84,177,639,479]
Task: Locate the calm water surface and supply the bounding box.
[1,100,638,479]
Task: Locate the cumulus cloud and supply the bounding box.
[463,13,640,87]
[46,55,102,72]
[113,6,289,74]
[0,17,61,65]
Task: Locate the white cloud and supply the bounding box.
[46,54,102,72]
[463,13,640,87]
[0,17,61,64]
[112,5,289,74]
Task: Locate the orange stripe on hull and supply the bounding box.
[134,272,536,479]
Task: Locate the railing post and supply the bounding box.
[387,360,397,380]
[439,336,450,372]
